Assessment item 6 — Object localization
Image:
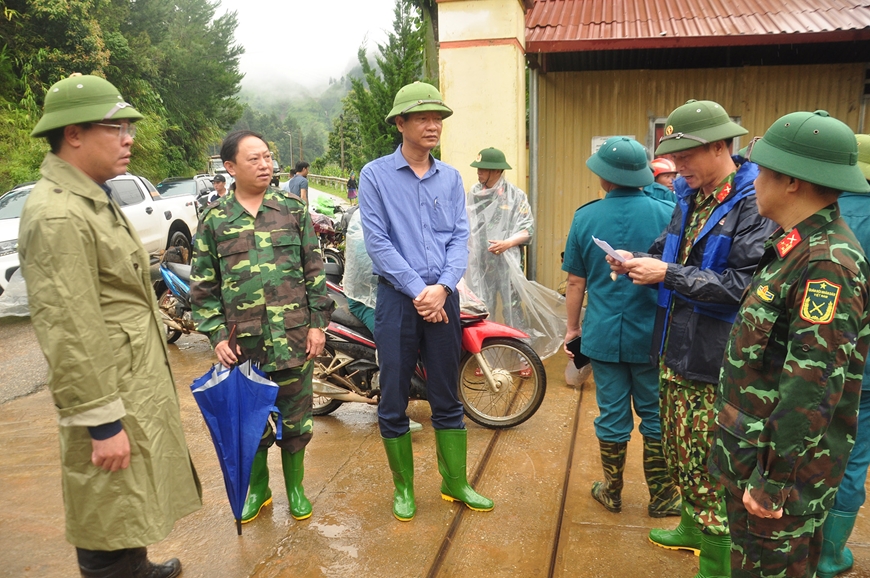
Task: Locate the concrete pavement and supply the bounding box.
[2,322,870,577]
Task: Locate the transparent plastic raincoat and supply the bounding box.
[344,209,501,324]
[465,176,566,358]
[344,209,378,310]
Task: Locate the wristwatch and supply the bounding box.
[315,326,327,333]
[440,284,453,296]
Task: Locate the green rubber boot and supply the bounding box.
[649,501,702,555]
[281,449,312,520]
[817,509,857,578]
[694,532,731,578]
[434,429,494,512]
[241,449,272,523]
[382,431,416,521]
[591,440,627,513]
[643,437,681,518]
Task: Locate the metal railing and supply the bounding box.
[308,174,348,189]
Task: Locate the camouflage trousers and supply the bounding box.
[258,360,314,454]
[660,375,729,535]
[726,488,824,577]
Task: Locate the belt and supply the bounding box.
[378,276,395,288]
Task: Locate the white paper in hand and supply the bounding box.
[592,236,626,263]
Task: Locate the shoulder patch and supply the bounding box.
[776,229,802,258]
[715,182,732,203]
[800,279,841,324]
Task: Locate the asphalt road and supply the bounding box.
[0,315,48,404]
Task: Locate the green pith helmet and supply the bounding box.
[856,134,870,181]
[470,147,512,170]
[586,136,654,188]
[32,74,143,138]
[385,81,453,125]
[747,110,870,193]
[656,99,748,155]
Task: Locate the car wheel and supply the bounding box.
[168,230,192,262]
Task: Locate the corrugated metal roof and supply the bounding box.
[526,0,870,53]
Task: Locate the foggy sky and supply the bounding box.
[217,0,397,95]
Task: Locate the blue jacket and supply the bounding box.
[645,158,777,383]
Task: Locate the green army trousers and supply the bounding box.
[258,360,314,454]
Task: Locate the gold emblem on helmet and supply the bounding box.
[476,154,482,162]
[665,125,674,136]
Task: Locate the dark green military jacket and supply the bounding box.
[710,204,870,515]
[190,187,334,372]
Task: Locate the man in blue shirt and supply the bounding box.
[563,137,678,519]
[286,161,309,201]
[359,81,493,522]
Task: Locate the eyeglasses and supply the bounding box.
[93,122,137,140]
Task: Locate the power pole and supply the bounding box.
[284,131,293,167]
[340,114,345,172]
[300,133,304,162]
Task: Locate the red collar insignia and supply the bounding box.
[715,182,732,203]
[776,229,802,258]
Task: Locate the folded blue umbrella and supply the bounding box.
[190,360,280,535]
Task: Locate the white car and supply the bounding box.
[0,174,199,294]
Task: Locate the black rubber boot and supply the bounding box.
[77,549,133,578]
[129,548,182,578]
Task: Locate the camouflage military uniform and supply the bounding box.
[659,173,738,536]
[710,204,870,576]
[191,187,334,453]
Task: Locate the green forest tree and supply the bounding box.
[0,0,243,189]
[343,0,425,166]
[411,0,439,84]
[317,97,364,174]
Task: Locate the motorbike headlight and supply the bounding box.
[0,239,17,257]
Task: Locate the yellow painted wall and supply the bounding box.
[438,0,528,193]
[535,63,867,291]
[439,0,526,42]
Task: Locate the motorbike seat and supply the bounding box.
[331,305,373,339]
[167,262,191,284]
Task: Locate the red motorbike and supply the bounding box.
[313,281,547,429]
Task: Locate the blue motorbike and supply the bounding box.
[155,247,195,344]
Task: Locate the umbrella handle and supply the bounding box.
[227,323,250,367]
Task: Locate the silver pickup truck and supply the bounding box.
[0,173,199,294]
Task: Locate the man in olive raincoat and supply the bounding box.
[18,74,202,578]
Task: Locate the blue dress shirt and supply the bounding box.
[359,145,469,299]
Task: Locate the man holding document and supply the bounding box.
[607,100,776,577]
[562,136,677,517]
